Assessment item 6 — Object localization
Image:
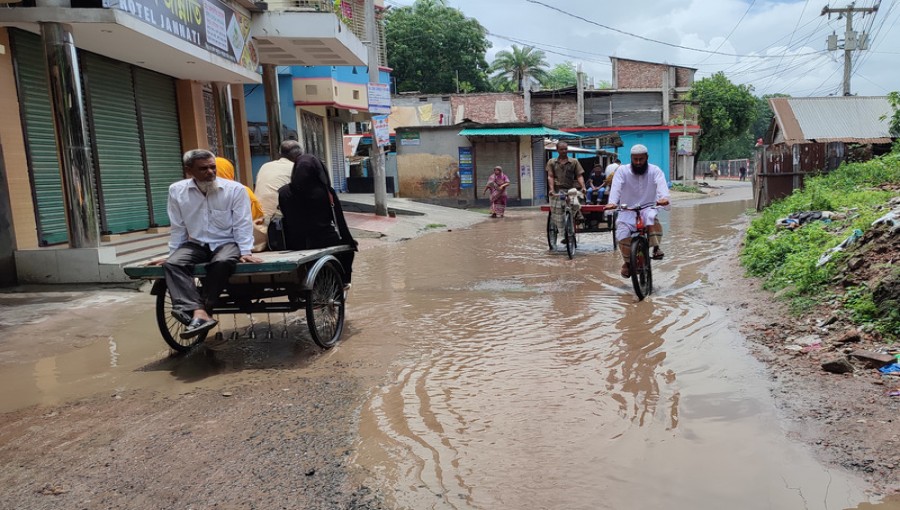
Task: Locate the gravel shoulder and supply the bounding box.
[700,214,899,497]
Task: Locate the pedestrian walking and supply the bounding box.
[483,166,510,217]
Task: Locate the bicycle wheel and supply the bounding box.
[564,210,576,259]
[155,282,209,353]
[630,236,652,300]
[546,211,557,250]
[305,260,346,349]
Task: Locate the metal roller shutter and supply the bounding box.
[84,54,149,233]
[532,138,547,203]
[134,67,182,227]
[474,142,518,200]
[329,119,346,192]
[11,30,67,245]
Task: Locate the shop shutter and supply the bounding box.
[84,54,149,233]
[329,119,346,192]
[134,67,182,226]
[532,139,547,203]
[474,141,518,200]
[11,30,67,245]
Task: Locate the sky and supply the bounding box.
[383,0,900,97]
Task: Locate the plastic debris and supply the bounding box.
[878,363,900,375]
[871,208,900,234]
[817,229,864,267]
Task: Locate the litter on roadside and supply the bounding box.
[817,228,864,267]
[871,208,900,234]
[878,363,900,375]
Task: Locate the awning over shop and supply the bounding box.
[458,125,583,138]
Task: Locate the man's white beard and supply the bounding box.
[196,178,217,194]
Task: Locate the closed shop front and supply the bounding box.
[474,141,518,200]
[12,29,183,242]
[532,138,547,203]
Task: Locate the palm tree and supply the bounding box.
[489,45,549,92]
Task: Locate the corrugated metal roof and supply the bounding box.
[770,96,893,144]
[458,126,582,138]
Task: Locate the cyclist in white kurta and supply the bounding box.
[604,144,670,278]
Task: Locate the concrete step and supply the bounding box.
[112,236,170,257]
[115,245,169,266]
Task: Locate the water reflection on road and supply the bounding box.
[349,195,870,509]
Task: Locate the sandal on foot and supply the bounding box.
[620,263,631,278]
[651,249,665,260]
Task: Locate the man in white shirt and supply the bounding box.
[255,140,302,218]
[150,149,262,339]
[604,144,670,278]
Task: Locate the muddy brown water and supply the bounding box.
[0,186,894,508]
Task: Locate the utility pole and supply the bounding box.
[365,0,388,216]
[821,2,878,96]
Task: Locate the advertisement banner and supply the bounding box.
[104,0,258,72]
[677,135,694,155]
[373,116,391,148]
[458,147,473,188]
[367,83,391,115]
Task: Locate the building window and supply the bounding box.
[305,84,317,95]
[353,90,360,100]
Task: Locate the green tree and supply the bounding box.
[385,0,491,93]
[489,45,549,92]
[489,74,516,92]
[689,72,758,162]
[881,91,900,152]
[540,61,577,90]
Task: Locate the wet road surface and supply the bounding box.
[346,192,873,509]
[0,183,892,508]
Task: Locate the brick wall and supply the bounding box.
[616,60,666,89]
[450,93,525,123]
[675,67,695,88]
[531,99,577,128]
[614,59,696,90]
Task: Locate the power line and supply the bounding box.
[525,0,826,58]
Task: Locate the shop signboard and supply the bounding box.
[104,0,259,72]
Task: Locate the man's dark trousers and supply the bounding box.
[163,242,240,314]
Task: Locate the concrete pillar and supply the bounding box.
[175,80,208,156]
[262,64,283,162]
[576,69,585,127]
[230,84,252,186]
[41,22,99,248]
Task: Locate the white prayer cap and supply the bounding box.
[630,144,648,155]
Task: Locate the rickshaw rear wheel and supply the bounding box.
[305,261,346,349]
[155,281,209,353]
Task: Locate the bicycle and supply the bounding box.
[546,189,579,259]
[614,203,659,300]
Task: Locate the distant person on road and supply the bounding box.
[278,155,357,285]
[546,141,586,239]
[255,140,302,219]
[150,149,263,339]
[604,144,670,278]
[585,164,607,205]
[603,158,621,200]
[709,161,719,180]
[483,165,511,218]
[739,166,747,181]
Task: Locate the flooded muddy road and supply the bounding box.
[0,183,894,509]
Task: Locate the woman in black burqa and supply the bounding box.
[278,154,357,284]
